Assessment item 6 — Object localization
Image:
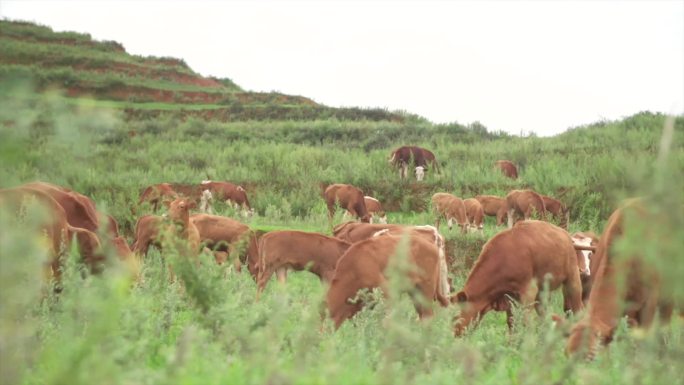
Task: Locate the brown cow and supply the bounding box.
[542,195,570,229]
[200,180,253,216]
[256,230,351,294]
[505,189,546,228]
[463,198,485,233]
[22,181,119,237]
[324,184,371,226]
[571,231,599,303]
[189,213,259,277]
[495,160,518,179]
[566,201,674,358]
[131,198,200,258]
[453,220,583,336]
[388,145,439,181]
[138,183,178,212]
[431,193,469,233]
[474,195,508,226]
[326,233,449,329]
[345,196,387,224]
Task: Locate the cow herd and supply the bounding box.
[0,145,676,359]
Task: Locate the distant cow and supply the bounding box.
[190,213,259,277]
[131,198,200,259]
[256,231,351,295]
[200,181,253,217]
[388,146,439,181]
[326,233,449,329]
[495,160,518,179]
[453,220,583,336]
[138,183,178,212]
[566,201,674,358]
[431,193,469,233]
[541,195,569,229]
[505,189,546,228]
[463,198,485,233]
[474,195,508,226]
[324,184,371,226]
[345,196,387,224]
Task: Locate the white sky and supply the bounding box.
[2,0,683,136]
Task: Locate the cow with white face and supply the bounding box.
[415,166,426,181]
[570,231,599,303]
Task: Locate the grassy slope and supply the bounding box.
[1,20,684,385]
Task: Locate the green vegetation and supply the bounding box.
[1,19,683,385]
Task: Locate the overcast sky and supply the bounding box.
[2,0,683,136]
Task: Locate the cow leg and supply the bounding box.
[519,282,539,324]
[507,208,515,228]
[506,307,514,331]
[562,274,584,315]
[276,267,288,284]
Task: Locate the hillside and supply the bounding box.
[0,19,412,123]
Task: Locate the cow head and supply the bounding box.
[415,166,426,181]
[166,198,196,224]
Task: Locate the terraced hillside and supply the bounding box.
[0,19,409,122]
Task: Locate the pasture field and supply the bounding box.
[1,79,684,385]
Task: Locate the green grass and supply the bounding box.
[1,48,684,385]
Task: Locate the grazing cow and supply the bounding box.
[256,231,352,294]
[131,198,200,259]
[22,181,118,237]
[463,198,485,233]
[571,231,599,303]
[566,201,674,358]
[138,183,178,212]
[388,145,439,181]
[326,233,449,329]
[332,222,451,300]
[495,160,518,179]
[324,184,371,226]
[542,195,570,229]
[189,213,259,277]
[431,193,469,233]
[453,220,583,336]
[345,196,387,224]
[474,195,508,226]
[505,189,546,228]
[0,187,121,283]
[200,180,253,217]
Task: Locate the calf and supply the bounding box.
[138,183,178,212]
[495,160,518,179]
[571,231,599,303]
[256,231,351,295]
[542,195,569,229]
[131,198,200,259]
[190,213,259,277]
[431,192,469,233]
[463,198,485,233]
[324,184,371,226]
[453,220,583,336]
[474,195,508,226]
[566,201,674,358]
[505,189,546,228]
[326,233,449,329]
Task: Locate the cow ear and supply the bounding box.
[187,201,197,210]
[162,198,173,208]
[456,291,468,303]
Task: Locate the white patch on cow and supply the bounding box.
[199,189,213,214]
[372,229,391,237]
[447,217,454,230]
[364,196,379,203]
[201,180,212,184]
[238,186,245,192]
[412,225,449,297]
[572,235,593,275]
[415,166,425,181]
